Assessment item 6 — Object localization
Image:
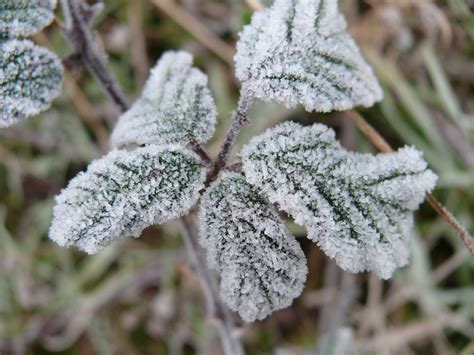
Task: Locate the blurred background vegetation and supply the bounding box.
[1,0,474,354]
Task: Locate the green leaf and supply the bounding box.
[1,39,63,128]
[199,172,307,321]
[111,51,217,148]
[49,146,207,254]
[241,122,437,279]
[235,0,382,112]
[0,0,57,38]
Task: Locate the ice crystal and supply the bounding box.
[49,146,206,254]
[199,172,307,322]
[0,0,57,38]
[1,39,63,128]
[241,122,437,279]
[111,51,217,148]
[234,0,383,112]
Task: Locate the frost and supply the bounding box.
[1,39,63,128]
[0,0,57,38]
[49,146,207,254]
[234,0,383,112]
[111,51,217,148]
[199,172,307,322]
[241,122,437,279]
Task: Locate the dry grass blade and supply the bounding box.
[151,0,235,64]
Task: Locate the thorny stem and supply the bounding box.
[60,1,244,354]
[347,110,474,255]
[209,88,254,182]
[61,0,130,112]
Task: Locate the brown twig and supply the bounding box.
[346,110,474,255]
[61,0,130,112]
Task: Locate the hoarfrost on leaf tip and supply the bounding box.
[0,0,57,38]
[111,51,217,148]
[234,0,383,112]
[241,122,437,279]
[199,172,308,322]
[1,39,64,128]
[49,146,207,254]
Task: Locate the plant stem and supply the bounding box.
[189,139,213,167]
[210,88,254,180]
[346,110,474,255]
[179,215,244,355]
[61,0,130,112]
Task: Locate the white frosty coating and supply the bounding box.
[241,122,438,279]
[0,39,63,128]
[199,172,308,322]
[49,146,207,254]
[0,0,57,38]
[234,0,383,112]
[111,51,217,148]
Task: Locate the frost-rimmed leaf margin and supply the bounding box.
[0,0,57,38]
[199,171,308,321]
[1,39,64,128]
[49,145,207,254]
[111,51,217,149]
[234,0,383,112]
[241,122,437,279]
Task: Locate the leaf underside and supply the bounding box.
[235,0,383,112]
[1,39,63,128]
[111,51,217,148]
[199,172,307,321]
[241,122,437,279]
[0,0,57,38]
[49,146,206,254]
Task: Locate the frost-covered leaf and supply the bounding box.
[49,146,206,254]
[199,172,307,322]
[111,51,217,148]
[1,39,63,128]
[0,0,57,38]
[241,122,437,279]
[235,0,383,112]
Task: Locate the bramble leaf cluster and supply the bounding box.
[48,0,438,324]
